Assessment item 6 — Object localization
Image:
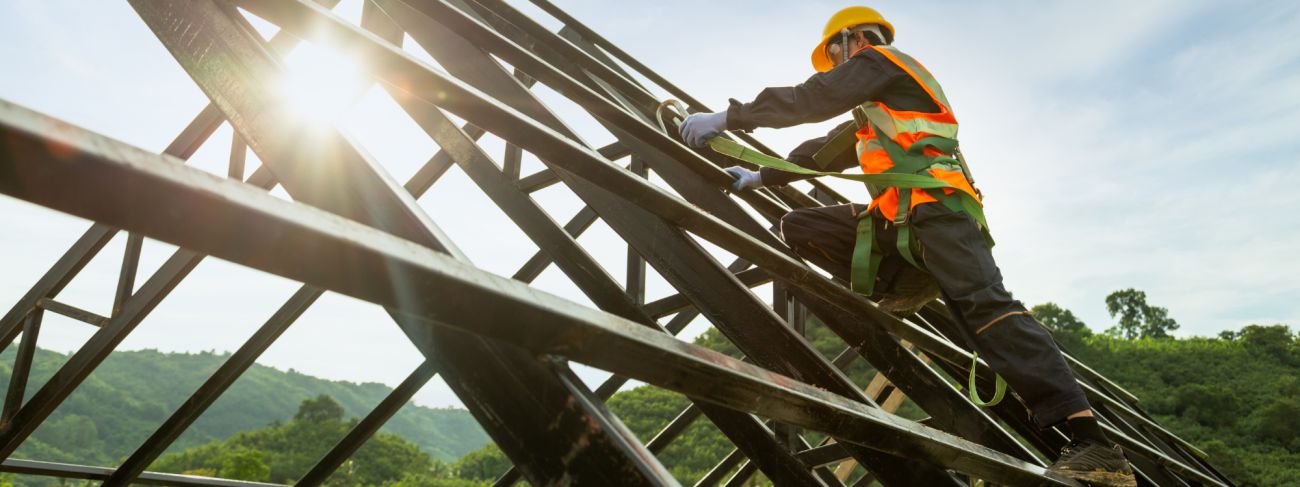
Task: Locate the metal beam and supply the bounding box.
[1,312,41,424]
[364,4,954,484]
[129,2,675,484]
[446,5,992,481]
[36,298,108,327]
[0,458,284,487]
[694,447,744,487]
[0,95,1083,487]
[112,233,143,317]
[365,3,827,483]
[485,0,841,210]
[223,0,1001,384]
[110,37,507,485]
[642,267,771,318]
[0,245,205,459]
[787,287,1040,462]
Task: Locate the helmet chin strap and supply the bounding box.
[839,28,852,65]
[830,24,889,67]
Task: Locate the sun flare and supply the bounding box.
[276,43,365,127]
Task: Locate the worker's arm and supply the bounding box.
[710,48,939,190]
[725,49,907,132]
[759,120,861,186]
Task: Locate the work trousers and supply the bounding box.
[779,202,1091,428]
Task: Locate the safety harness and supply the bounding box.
[705,132,1006,406]
[705,132,988,295]
[662,45,1008,405]
[692,46,994,298]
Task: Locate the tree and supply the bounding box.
[1032,303,1092,336]
[1173,384,1239,428]
[1031,302,1092,350]
[1251,396,1300,449]
[1197,440,1252,486]
[219,448,271,482]
[453,444,510,481]
[294,394,345,423]
[37,414,101,456]
[1238,324,1295,360]
[1104,289,1179,339]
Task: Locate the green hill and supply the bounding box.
[0,347,488,466]
[1067,327,1300,486]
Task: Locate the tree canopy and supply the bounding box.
[295,394,346,424]
[1105,288,1180,339]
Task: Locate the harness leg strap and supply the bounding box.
[850,211,883,296]
[892,188,923,269]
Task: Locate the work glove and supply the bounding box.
[679,110,728,148]
[723,166,764,192]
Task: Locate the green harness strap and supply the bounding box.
[874,128,990,238]
[894,191,920,268]
[707,133,992,281]
[707,136,960,190]
[850,127,1007,407]
[968,352,1008,406]
[851,215,884,296]
[809,122,860,170]
[709,135,951,292]
[707,130,1009,407]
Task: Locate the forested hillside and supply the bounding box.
[0,348,488,465]
[1066,328,1300,485]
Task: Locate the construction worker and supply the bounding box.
[679,6,1136,486]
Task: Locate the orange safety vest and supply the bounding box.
[853,45,981,222]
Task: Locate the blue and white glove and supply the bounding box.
[679,110,728,148]
[723,166,764,192]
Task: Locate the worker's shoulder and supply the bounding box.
[845,47,909,78]
[850,46,925,67]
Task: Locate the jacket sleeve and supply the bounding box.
[759,120,861,186]
[725,49,901,132]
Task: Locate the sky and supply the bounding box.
[1,0,1298,412]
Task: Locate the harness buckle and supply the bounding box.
[892,210,908,226]
[892,187,912,226]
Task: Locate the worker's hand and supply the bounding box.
[679,110,728,148]
[723,166,764,192]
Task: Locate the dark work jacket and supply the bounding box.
[724,47,940,186]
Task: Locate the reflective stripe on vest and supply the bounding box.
[853,45,979,221]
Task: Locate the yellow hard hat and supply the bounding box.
[811,6,895,73]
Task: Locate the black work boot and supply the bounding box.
[1047,440,1137,487]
